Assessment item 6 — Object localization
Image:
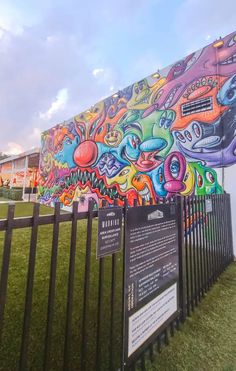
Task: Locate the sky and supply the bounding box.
[0,0,236,155]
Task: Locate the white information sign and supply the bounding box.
[128,283,177,357]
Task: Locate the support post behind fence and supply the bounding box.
[43,202,60,371]
[176,196,187,323]
[226,194,234,262]
[0,203,15,345]
[19,202,40,371]
[121,198,128,371]
[80,199,94,371]
[63,201,79,371]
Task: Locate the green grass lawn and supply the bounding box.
[145,262,236,371]
[0,202,123,370]
[0,202,235,371]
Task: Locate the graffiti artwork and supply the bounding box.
[39,31,236,210]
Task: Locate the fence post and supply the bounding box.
[0,203,15,345]
[226,193,234,262]
[176,196,187,323]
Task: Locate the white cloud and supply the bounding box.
[92,68,104,77]
[5,142,24,155]
[39,88,68,120]
[30,127,41,140]
[0,4,24,35]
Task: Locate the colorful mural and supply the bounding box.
[39,31,236,210]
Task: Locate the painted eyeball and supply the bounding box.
[184,130,192,142]
[170,157,180,178]
[175,132,186,143]
[197,172,203,188]
[131,139,137,148]
[164,119,171,129]
[159,112,167,128]
[231,75,236,85]
[226,89,235,101]
[159,117,165,128]
[206,171,215,184]
[184,172,189,182]
[193,122,201,138]
[119,169,129,177]
[158,167,164,183]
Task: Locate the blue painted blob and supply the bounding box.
[139,138,167,152]
[54,136,80,168]
[148,163,167,197]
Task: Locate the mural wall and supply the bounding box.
[39,30,236,211]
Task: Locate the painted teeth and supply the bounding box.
[139,185,150,200]
[63,169,119,200]
[220,53,236,65]
[119,180,127,191]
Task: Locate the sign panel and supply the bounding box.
[124,204,179,363]
[97,207,122,258]
[205,199,213,213]
[128,283,177,357]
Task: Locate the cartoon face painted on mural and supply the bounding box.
[189,162,223,195]
[39,30,236,210]
[174,104,236,167]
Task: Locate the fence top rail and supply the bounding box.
[0,210,100,231]
[0,193,229,231]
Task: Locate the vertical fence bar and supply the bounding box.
[194,196,201,302]
[121,198,128,371]
[215,195,221,277]
[209,195,215,282]
[63,201,79,371]
[95,256,104,371]
[177,196,187,322]
[96,205,105,371]
[43,202,61,371]
[203,196,210,289]
[227,194,234,262]
[217,195,223,274]
[0,203,15,344]
[187,196,194,311]
[206,196,212,285]
[191,197,198,306]
[95,199,107,371]
[184,197,190,316]
[211,196,217,281]
[214,195,219,276]
[109,198,119,371]
[109,252,117,371]
[198,196,204,298]
[224,194,229,266]
[19,203,40,370]
[223,195,229,265]
[80,199,94,371]
[201,196,207,293]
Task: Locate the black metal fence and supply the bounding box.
[0,194,234,370]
